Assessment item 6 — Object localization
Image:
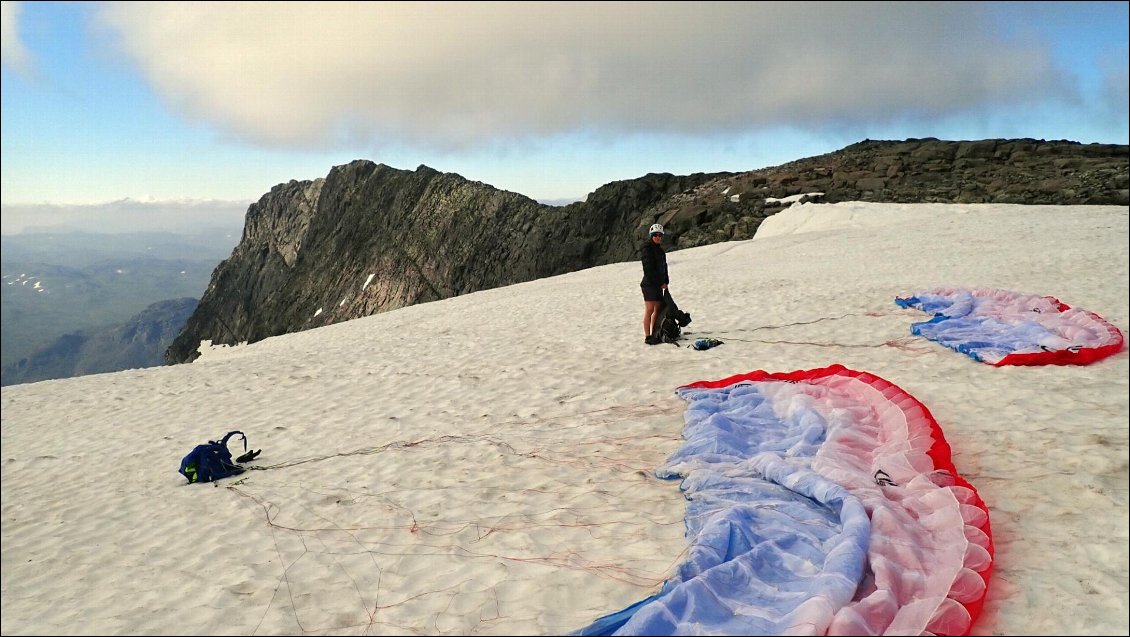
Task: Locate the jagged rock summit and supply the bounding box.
[166,138,1128,364]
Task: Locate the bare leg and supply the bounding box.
[644,301,661,337]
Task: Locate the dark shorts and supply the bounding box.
[641,285,663,302]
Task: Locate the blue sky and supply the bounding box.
[2,1,1127,233]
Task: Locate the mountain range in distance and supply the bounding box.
[1,227,240,386]
[4,137,1128,386]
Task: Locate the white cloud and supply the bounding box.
[94,2,1076,152]
[1,0,30,72]
[0,198,249,235]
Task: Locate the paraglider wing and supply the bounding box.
[896,287,1124,365]
[576,365,993,636]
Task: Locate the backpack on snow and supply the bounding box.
[179,430,248,484]
[655,289,692,343]
[658,313,682,343]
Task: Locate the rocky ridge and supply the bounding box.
[166,138,1128,364]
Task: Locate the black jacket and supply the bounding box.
[640,241,669,287]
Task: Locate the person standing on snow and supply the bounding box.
[640,223,669,345]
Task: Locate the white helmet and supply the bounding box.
[649,223,664,236]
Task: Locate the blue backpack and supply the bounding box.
[179,431,248,484]
[692,337,724,351]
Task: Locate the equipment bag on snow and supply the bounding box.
[654,289,693,343]
[692,337,724,351]
[179,430,248,484]
[659,313,682,343]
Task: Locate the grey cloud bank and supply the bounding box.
[97,2,1123,151]
[0,199,249,235]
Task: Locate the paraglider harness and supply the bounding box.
[650,290,723,350]
[654,289,692,344]
[178,430,261,484]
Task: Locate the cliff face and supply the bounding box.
[166,161,719,363]
[166,138,1129,364]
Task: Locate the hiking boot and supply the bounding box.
[644,335,661,345]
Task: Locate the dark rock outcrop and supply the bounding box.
[662,137,1128,248]
[166,138,1128,364]
[166,163,721,363]
[2,297,198,386]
